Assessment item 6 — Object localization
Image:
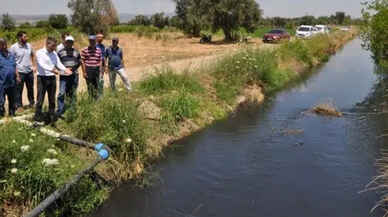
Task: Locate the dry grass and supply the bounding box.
[311,101,343,117]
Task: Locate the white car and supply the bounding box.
[315,25,329,34]
[296,25,315,38]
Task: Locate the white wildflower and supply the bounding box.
[12,140,16,144]
[29,139,34,143]
[47,149,58,155]
[31,133,36,137]
[125,138,132,143]
[11,159,17,164]
[122,120,127,124]
[11,168,18,174]
[21,145,30,152]
[13,191,21,197]
[42,159,59,167]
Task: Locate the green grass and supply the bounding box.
[61,91,148,161]
[139,67,204,95]
[160,91,200,122]
[110,25,180,41]
[210,49,286,103]
[0,122,107,216]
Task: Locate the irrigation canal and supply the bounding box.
[92,38,387,217]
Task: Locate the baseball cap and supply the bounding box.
[65,36,74,41]
[88,35,96,40]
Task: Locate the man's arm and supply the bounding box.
[74,52,82,72]
[30,46,36,73]
[55,53,71,75]
[15,67,21,83]
[80,49,88,79]
[120,48,125,68]
[81,60,87,78]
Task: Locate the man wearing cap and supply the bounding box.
[106,37,131,91]
[0,38,20,117]
[81,35,103,99]
[56,32,70,53]
[35,37,72,123]
[10,31,35,110]
[56,36,81,116]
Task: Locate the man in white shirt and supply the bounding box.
[34,37,71,123]
[9,31,35,109]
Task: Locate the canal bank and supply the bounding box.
[0,30,358,216]
[92,38,385,217]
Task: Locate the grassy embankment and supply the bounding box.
[0,29,357,216]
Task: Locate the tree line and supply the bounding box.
[1,0,361,42]
[361,0,388,66]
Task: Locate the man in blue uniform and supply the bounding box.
[0,38,20,117]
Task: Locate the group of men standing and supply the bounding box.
[0,31,132,123]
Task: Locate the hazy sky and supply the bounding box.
[1,0,363,18]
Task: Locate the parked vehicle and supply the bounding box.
[262,29,291,43]
[315,25,330,34]
[296,25,315,38]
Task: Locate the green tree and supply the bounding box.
[299,15,316,25]
[1,13,15,31]
[150,13,169,29]
[169,15,183,28]
[19,22,32,28]
[272,17,287,27]
[361,0,388,65]
[35,20,50,28]
[335,11,346,25]
[209,0,262,41]
[129,15,151,26]
[68,0,119,34]
[174,0,212,37]
[48,14,68,29]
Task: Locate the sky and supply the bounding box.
[0,0,363,18]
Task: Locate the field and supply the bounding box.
[18,28,264,101]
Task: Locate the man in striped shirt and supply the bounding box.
[81,35,103,99]
[57,36,81,116]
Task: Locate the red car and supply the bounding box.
[263,29,291,43]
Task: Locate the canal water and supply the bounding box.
[92,39,387,217]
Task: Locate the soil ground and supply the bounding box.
[11,33,266,110]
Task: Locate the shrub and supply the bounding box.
[48,14,69,29]
[0,122,107,216]
[160,91,200,123]
[1,13,15,31]
[62,91,148,161]
[211,49,280,102]
[278,40,312,66]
